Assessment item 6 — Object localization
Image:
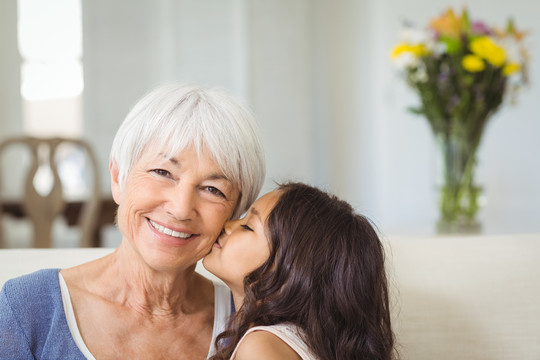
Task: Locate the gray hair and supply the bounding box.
[109,82,265,219]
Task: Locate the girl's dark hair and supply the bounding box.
[210,182,395,360]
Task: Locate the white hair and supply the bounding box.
[109,82,265,219]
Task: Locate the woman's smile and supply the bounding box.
[148,218,195,239]
[146,218,200,247]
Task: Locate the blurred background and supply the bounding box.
[0,0,539,247]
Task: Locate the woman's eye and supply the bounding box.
[150,169,171,177]
[241,224,253,231]
[205,186,226,199]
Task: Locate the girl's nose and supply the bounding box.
[223,219,238,234]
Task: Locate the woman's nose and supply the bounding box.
[166,186,197,220]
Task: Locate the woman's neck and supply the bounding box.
[95,243,210,318]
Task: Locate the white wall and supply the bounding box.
[0,0,21,137]
[249,0,314,191]
[82,0,253,193]
[2,0,539,243]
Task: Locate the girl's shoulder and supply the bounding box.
[233,324,316,360]
[234,327,302,360]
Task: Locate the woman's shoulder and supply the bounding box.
[1,268,61,311]
[1,269,85,358]
[1,268,63,333]
[2,268,60,296]
[234,326,303,360]
[211,280,231,301]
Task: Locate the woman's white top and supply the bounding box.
[230,323,318,359]
[59,273,231,359]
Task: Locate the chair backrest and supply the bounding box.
[0,136,101,248]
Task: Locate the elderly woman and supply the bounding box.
[0,83,265,359]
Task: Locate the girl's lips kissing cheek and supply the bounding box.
[213,232,226,249]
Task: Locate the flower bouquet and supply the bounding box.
[390,8,529,233]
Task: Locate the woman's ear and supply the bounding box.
[110,160,121,205]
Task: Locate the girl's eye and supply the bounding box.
[151,169,172,177]
[205,186,226,199]
[241,224,253,231]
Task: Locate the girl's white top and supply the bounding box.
[230,323,317,359]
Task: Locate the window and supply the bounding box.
[18,0,83,137]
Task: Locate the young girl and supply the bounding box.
[203,182,395,360]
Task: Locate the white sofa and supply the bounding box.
[1,234,539,359]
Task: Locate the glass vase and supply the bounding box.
[435,133,482,234]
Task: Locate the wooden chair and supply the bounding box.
[0,136,101,248]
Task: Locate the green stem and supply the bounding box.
[438,131,481,226]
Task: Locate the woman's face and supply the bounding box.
[111,145,240,271]
[203,190,281,293]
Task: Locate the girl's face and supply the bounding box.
[203,190,282,294]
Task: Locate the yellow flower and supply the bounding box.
[390,43,427,59]
[503,62,521,76]
[469,36,506,67]
[462,55,485,72]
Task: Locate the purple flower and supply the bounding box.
[470,21,491,36]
